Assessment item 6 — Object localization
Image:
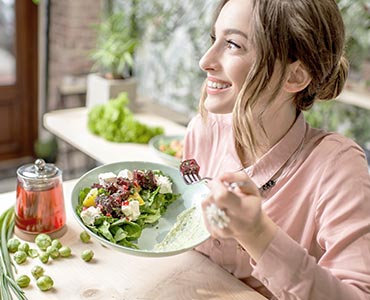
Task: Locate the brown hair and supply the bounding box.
[199,0,349,165]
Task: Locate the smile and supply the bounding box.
[207,80,231,89]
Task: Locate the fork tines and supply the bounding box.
[184,173,201,184]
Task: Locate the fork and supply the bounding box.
[179,159,245,189]
[179,159,211,185]
[179,159,276,192]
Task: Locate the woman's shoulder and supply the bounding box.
[306,126,368,172]
[308,127,364,154]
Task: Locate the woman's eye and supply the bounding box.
[210,34,216,44]
[226,39,241,49]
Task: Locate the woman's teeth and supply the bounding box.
[207,81,231,89]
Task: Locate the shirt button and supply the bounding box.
[262,278,269,286]
[213,239,221,247]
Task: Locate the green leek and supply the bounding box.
[0,207,28,300]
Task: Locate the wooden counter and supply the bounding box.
[43,107,187,165]
[0,180,267,300]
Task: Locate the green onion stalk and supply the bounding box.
[0,207,28,300]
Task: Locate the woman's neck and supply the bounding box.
[242,102,298,165]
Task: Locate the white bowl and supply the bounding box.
[71,161,210,257]
[148,134,183,167]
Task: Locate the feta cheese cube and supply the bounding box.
[155,175,173,194]
[117,169,134,180]
[80,206,101,226]
[98,172,117,185]
[121,200,141,221]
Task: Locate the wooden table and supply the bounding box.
[0,180,267,300]
[43,107,187,165]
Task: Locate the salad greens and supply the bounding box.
[158,138,183,158]
[76,168,180,249]
[87,93,164,143]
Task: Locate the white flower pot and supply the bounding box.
[86,73,138,111]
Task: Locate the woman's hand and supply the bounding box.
[202,171,278,261]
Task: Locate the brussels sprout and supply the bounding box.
[46,246,60,259]
[36,275,54,291]
[81,249,94,262]
[13,250,27,264]
[27,248,39,258]
[80,231,91,243]
[7,238,21,253]
[35,233,52,251]
[16,274,31,288]
[39,251,49,264]
[18,242,30,253]
[31,265,45,279]
[51,239,62,249]
[59,246,72,257]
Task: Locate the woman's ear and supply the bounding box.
[284,61,311,93]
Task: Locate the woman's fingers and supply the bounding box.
[206,178,242,214]
[220,171,260,196]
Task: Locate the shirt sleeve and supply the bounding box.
[251,138,370,300]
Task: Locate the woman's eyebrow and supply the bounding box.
[224,28,249,40]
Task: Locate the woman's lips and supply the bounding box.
[206,79,232,95]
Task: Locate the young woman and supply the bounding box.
[183,0,370,299]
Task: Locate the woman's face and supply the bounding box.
[199,0,255,114]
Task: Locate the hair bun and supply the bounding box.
[316,56,349,100]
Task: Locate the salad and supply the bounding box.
[158,138,183,158]
[76,168,180,249]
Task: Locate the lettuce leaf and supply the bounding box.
[87,92,164,143]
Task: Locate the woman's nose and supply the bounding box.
[199,44,220,72]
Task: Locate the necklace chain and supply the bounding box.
[262,134,306,193]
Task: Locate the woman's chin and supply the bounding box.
[204,100,234,114]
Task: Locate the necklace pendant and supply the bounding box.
[260,179,276,191]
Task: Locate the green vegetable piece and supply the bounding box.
[31,265,45,279]
[81,249,94,262]
[46,245,60,259]
[1,207,29,299]
[18,242,30,253]
[39,251,49,264]
[51,239,62,249]
[28,248,39,258]
[16,274,31,288]
[36,275,54,291]
[35,233,52,250]
[13,250,27,264]
[7,238,21,253]
[80,231,91,243]
[59,246,72,257]
[87,93,164,143]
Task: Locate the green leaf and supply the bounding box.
[97,220,115,243]
[113,228,128,242]
[87,93,164,143]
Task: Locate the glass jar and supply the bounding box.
[15,159,67,239]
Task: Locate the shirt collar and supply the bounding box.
[244,112,306,189]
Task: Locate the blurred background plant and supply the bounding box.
[337,0,370,74]
[304,102,370,149]
[304,0,370,160]
[89,1,139,80]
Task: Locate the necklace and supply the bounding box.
[259,134,306,193]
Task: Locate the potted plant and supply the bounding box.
[86,10,139,111]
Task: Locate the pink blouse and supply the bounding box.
[183,112,370,300]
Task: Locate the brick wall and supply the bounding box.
[47,0,103,110]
